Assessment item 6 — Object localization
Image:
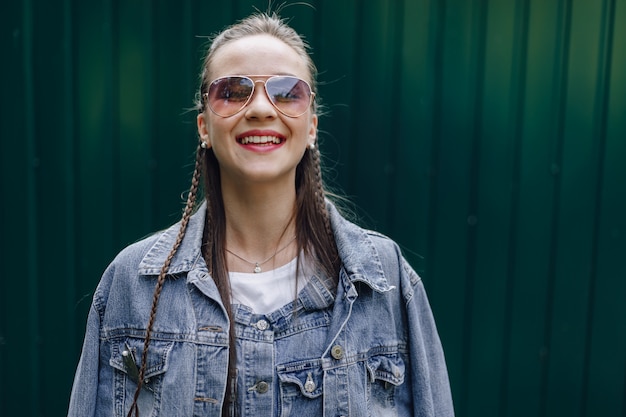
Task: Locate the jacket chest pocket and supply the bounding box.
[109,338,174,417]
[365,353,406,414]
[277,359,324,416]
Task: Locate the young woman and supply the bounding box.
[68,12,454,417]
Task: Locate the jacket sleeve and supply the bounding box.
[401,257,455,416]
[67,299,100,417]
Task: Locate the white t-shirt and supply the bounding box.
[229,256,311,315]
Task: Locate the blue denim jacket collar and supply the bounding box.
[137,204,207,276]
[325,203,395,293]
[136,201,394,294]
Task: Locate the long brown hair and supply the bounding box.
[127,12,340,417]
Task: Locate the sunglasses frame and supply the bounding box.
[203,75,315,118]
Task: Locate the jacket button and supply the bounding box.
[256,381,269,394]
[331,345,344,360]
[304,372,316,393]
[255,319,269,330]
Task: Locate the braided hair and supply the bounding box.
[127,12,340,417]
[126,143,204,417]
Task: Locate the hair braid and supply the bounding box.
[126,143,205,417]
[198,149,237,417]
[310,146,334,244]
[294,145,340,284]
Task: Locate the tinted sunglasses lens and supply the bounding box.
[208,77,253,116]
[266,77,312,116]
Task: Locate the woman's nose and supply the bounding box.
[245,81,278,118]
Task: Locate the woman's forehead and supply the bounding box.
[208,34,310,81]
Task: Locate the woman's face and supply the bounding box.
[197,34,317,189]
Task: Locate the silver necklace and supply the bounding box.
[226,236,297,273]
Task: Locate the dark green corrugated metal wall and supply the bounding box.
[1,0,624,416]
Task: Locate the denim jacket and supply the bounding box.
[68,202,454,416]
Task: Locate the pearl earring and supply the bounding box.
[308,142,315,150]
[200,141,208,149]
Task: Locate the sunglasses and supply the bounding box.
[203,75,315,118]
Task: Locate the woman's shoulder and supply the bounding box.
[327,201,402,257]
[110,229,169,270]
[326,200,423,291]
[92,226,176,298]
[362,228,400,251]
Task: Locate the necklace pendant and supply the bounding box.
[254,263,262,273]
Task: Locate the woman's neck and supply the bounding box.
[220,177,298,271]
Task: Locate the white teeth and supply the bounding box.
[240,135,281,145]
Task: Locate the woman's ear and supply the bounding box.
[308,113,318,144]
[197,113,212,148]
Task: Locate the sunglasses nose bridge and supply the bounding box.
[246,79,277,111]
[253,79,271,99]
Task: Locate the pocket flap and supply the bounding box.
[366,353,405,386]
[110,338,174,381]
[277,360,323,399]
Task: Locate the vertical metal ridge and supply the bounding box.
[426,0,446,298]
[540,0,573,415]
[183,0,193,96]
[145,0,156,230]
[623,344,626,417]
[347,0,364,196]
[109,0,121,249]
[499,0,530,414]
[385,0,405,233]
[460,0,489,413]
[22,0,40,414]
[63,0,78,350]
[581,0,616,415]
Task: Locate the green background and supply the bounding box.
[1,0,625,416]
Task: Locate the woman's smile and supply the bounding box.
[236,129,286,150]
